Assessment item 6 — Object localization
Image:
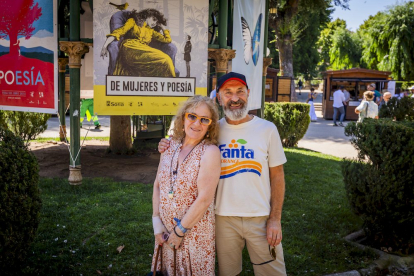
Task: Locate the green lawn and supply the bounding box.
[22,148,377,275]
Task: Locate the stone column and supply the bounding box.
[58,58,69,142]
[208,48,236,77]
[59,41,90,185]
[262,57,273,76]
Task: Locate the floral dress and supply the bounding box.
[107,19,175,77]
[151,139,215,276]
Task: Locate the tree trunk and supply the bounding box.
[277,38,297,102]
[109,116,132,153]
[9,31,17,56]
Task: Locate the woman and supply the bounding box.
[100,9,175,77]
[307,88,317,122]
[152,96,221,275]
[355,91,378,122]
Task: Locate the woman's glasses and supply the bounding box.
[185,113,212,126]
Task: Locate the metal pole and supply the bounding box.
[258,0,270,118]
[69,0,80,166]
[218,0,228,51]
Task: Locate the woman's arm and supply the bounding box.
[100,36,115,58]
[151,26,172,43]
[152,156,167,245]
[167,145,221,248]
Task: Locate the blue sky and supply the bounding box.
[30,0,53,34]
[331,0,407,31]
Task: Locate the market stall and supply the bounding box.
[322,68,392,120]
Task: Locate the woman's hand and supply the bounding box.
[167,227,184,250]
[155,233,166,245]
[158,138,171,153]
[100,46,108,59]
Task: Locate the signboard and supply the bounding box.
[232,0,266,110]
[93,0,208,115]
[0,0,58,113]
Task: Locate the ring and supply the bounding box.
[169,243,174,248]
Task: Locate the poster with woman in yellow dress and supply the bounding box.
[93,0,209,115]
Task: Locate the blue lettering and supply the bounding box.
[231,148,239,158]
[23,71,30,85]
[16,71,22,85]
[246,150,254,159]
[35,71,45,86]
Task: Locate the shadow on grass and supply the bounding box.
[22,149,377,276]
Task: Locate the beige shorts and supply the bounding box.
[216,215,287,276]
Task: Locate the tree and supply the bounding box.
[360,2,414,80]
[329,26,363,70]
[317,18,346,72]
[268,0,349,101]
[0,0,42,55]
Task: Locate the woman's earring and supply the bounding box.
[206,131,210,138]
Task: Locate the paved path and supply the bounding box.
[40,90,358,159]
[296,89,358,159]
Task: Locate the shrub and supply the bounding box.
[0,111,51,144]
[378,96,414,121]
[343,119,414,254]
[264,102,310,147]
[0,128,42,274]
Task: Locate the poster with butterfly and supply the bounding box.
[232,0,265,110]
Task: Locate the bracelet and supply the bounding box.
[173,218,188,233]
[173,226,184,238]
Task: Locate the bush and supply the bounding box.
[264,102,310,147]
[0,111,51,144]
[0,128,42,274]
[378,96,414,121]
[343,119,414,254]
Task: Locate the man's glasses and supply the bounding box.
[185,113,212,126]
[251,246,277,266]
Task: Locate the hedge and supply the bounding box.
[264,102,310,147]
[343,119,414,254]
[0,128,42,274]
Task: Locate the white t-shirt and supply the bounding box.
[333,90,345,108]
[215,116,287,216]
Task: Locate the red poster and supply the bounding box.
[0,0,57,113]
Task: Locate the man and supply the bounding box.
[333,85,346,127]
[184,35,192,77]
[343,89,351,119]
[368,83,381,105]
[298,79,303,95]
[379,92,392,110]
[159,72,287,275]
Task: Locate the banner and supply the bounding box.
[232,0,266,110]
[0,0,58,114]
[93,0,209,115]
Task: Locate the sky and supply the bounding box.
[331,0,408,31]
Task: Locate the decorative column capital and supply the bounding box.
[59,41,90,68]
[262,57,273,77]
[58,58,69,73]
[208,48,236,73]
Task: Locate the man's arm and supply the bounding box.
[267,165,285,247]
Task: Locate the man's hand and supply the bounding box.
[266,217,282,247]
[158,138,171,154]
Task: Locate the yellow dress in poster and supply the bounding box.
[108,19,176,77]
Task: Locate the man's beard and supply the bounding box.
[223,99,249,121]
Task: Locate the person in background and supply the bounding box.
[184,35,192,77]
[379,92,392,110]
[393,87,404,99]
[355,91,378,122]
[307,88,318,122]
[368,83,381,105]
[333,85,346,127]
[343,89,351,120]
[298,79,303,95]
[80,99,101,129]
[410,86,414,98]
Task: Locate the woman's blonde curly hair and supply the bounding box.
[170,95,219,145]
[364,91,375,101]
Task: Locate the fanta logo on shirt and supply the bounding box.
[219,139,255,159]
[219,139,261,179]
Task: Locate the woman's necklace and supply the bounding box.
[169,141,202,199]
